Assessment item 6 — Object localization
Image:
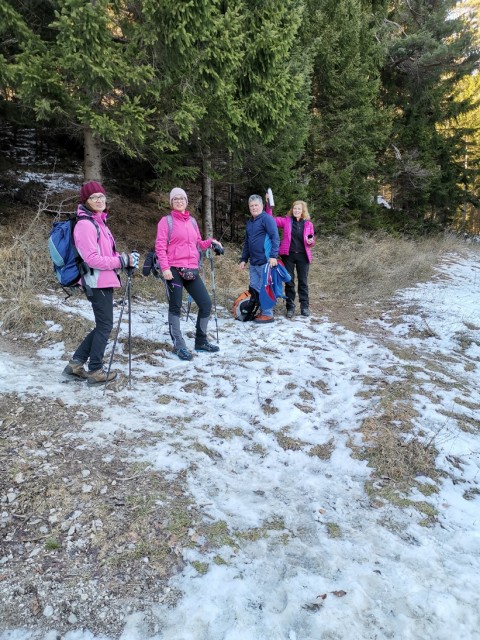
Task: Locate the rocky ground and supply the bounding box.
[0,338,197,637]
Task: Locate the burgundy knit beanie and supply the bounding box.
[80,181,106,204]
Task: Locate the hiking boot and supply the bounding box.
[195,341,220,353]
[286,307,295,319]
[301,307,310,317]
[174,347,194,361]
[86,367,117,385]
[62,359,88,380]
[253,315,274,324]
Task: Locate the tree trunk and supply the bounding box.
[83,125,103,182]
[202,150,214,238]
[229,153,235,241]
[462,148,468,232]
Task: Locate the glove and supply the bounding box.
[120,251,139,269]
[211,241,225,256]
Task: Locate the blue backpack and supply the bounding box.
[48,215,99,295]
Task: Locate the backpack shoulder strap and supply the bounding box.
[166,214,173,243]
[72,214,101,298]
[166,214,199,244]
[74,214,100,239]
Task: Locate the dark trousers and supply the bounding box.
[281,253,310,310]
[74,288,114,371]
[167,268,212,343]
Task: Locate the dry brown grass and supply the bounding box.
[352,409,441,525]
[0,209,52,294]
[1,195,479,336]
[311,232,472,305]
[357,415,438,485]
[0,205,62,333]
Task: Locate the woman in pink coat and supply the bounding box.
[156,188,223,361]
[63,181,138,384]
[266,197,315,318]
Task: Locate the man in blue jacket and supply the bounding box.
[239,194,280,324]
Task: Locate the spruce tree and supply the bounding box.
[304,0,389,233]
[132,0,310,235]
[2,0,156,180]
[228,0,311,223]
[380,0,479,230]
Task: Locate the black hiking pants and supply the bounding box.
[74,287,114,371]
[281,253,310,310]
[166,268,212,347]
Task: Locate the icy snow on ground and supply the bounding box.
[1,253,480,640]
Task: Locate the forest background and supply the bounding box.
[1,5,480,634]
[0,0,479,239]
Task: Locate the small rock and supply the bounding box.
[82,484,92,493]
[91,519,103,532]
[68,613,78,624]
[43,605,54,617]
[82,469,91,478]
[14,472,25,484]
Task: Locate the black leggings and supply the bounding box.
[166,268,211,318]
[73,288,114,371]
[281,253,310,309]
[166,268,212,345]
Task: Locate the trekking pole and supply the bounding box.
[104,267,134,394]
[185,295,192,323]
[207,248,219,343]
[162,277,170,302]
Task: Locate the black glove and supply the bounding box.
[211,241,225,256]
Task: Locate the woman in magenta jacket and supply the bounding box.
[155,187,223,361]
[266,197,315,318]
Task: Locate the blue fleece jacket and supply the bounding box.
[240,212,280,266]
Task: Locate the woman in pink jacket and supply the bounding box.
[266,196,315,318]
[156,188,223,361]
[63,181,138,384]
